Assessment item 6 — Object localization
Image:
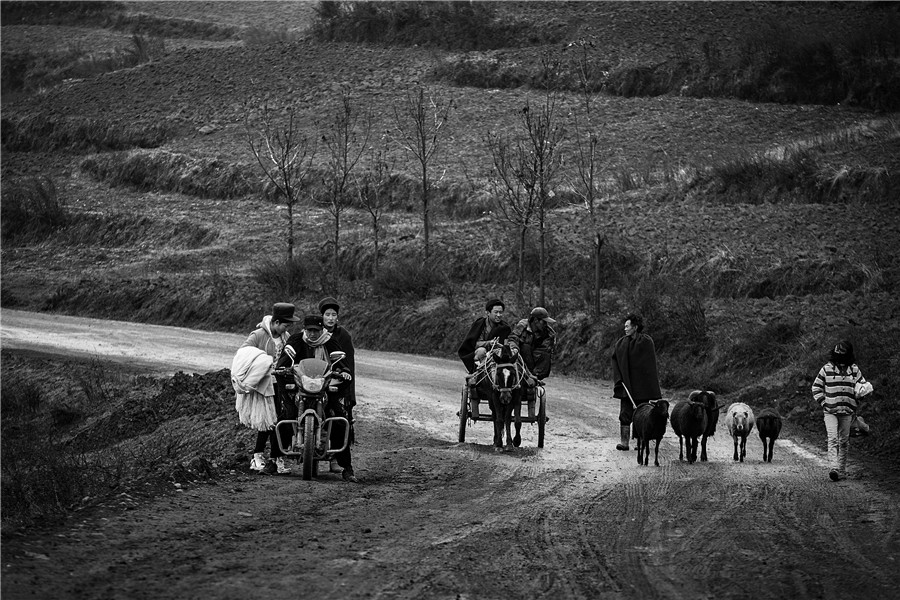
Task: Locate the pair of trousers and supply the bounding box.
[823,412,852,473]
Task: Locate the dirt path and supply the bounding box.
[2,309,899,599]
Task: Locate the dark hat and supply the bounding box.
[272,303,301,322]
[303,314,324,329]
[830,340,855,366]
[530,307,557,326]
[485,298,505,312]
[318,296,340,314]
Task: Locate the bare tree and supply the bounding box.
[567,37,609,316]
[357,136,395,276]
[392,86,452,259]
[485,128,539,300]
[244,100,316,262]
[320,88,373,283]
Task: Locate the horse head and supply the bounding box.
[488,343,522,405]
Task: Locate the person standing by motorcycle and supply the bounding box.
[234,302,300,475]
[278,314,358,482]
[610,313,662,451]
[318,296,357,473]
[507,307,557,409]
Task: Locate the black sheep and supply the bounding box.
[632,400,670,467]
[671,399,708,464]
[688,390,720,462]
[756,407,783,462]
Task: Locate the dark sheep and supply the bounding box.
[688,390,720,462]
[632,400,670,467]
[670,399,708,464]
[756,407,783,463]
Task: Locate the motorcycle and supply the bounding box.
[274,350,351,480]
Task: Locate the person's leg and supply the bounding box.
[617,397,634,450]
[326,394,356,481]
[836,414,852,477]
[251,430,268,471]
[823,412,840,480]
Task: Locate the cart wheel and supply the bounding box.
[459,385,470,443]
[537,388,547,448]
[302,416,316,480]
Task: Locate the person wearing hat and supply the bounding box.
[237,302,301,475]
[610,313,662,451]
[507,307,557,422]
[457,298,511,374]
[318,296,358,475]
[811,340,872,481]
[277,313,358,482]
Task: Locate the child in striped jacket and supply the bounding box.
[811,340,872,481]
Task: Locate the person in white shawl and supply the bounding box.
[232,302,300,474]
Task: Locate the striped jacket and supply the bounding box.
[811,362,868,415]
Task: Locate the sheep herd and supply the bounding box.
[630,390,783,467]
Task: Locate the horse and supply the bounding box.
[484,342,526,451]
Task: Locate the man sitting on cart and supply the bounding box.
[458,298,511,416]
[507,307,557,414]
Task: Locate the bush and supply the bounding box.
[251,255,318,298]
[312,1,564,50]
[0,176,69,244]
[373,252,450,299]
[80,150,260,199]
[1,114,171,152]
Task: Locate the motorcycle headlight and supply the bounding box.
[300,375,324,393]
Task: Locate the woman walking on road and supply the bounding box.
[811,340,873,481]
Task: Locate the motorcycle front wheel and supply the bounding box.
[302,415,316,480]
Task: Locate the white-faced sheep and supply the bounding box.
[688,390,720,462]
[725,402,756,462]
[632,400,670,467]
[756,407,783,462]
[670,399,708,464]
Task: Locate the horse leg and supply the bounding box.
[503,403,514,451]
[489,394,503,449]
[512,394,522,447]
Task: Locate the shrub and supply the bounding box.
[79,150,260,199]
[0,176,69,244]
[1,114,170,152]
[724,318,803,374]
[312,1,563,50]
[251,255,318,297]
[373,252,450,299]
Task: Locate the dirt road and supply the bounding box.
[2,309,899,599]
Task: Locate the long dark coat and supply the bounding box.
[611,332,662,403]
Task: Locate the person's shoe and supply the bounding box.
[342,469,358,483]
[250,452,266,471]
[616,425,630,451]
[829,469,841,481]
[262,459,277,475]
[276,457,291,475]
[329,459,342,473]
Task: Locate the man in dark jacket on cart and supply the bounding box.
[507,307,556,415]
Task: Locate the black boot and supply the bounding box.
[616,425,630,451]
